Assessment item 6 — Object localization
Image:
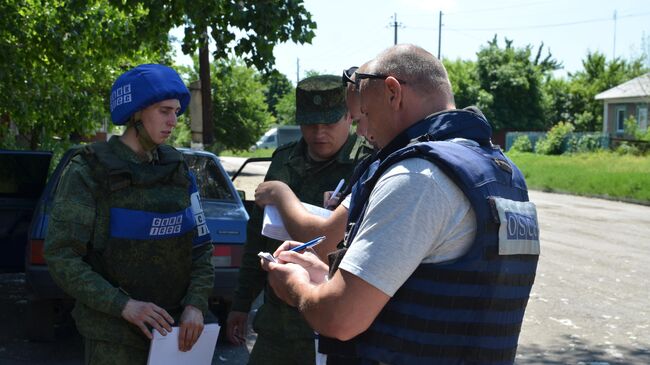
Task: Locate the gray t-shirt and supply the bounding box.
[339,157,477,296]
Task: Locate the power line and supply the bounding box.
[444,0,555,15]
[445,11,650,32]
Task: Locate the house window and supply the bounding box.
[638,106,648,131]
[616,107,626,132]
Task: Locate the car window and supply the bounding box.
[285,129,302,141]
[184,154,235,201]
[0,152,52,199]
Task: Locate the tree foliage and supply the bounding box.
[115,0,316,73]
[275,91,297,125]
[443,58,479,109]
[261,71,294,119]
[563,51,647,131]
[0,0,170,150]
[185,58,274,152]
[475,36,561,131]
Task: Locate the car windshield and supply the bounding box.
[183,154,235,201]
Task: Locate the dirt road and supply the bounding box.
[220,156,650,364]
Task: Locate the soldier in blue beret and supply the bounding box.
[44,64,214,364]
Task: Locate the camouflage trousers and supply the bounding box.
[84,338,148,365]
[248,333,316,365]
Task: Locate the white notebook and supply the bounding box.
[147,323,220,365]
[262,203,332,241]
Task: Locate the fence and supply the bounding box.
[505,132,611,153]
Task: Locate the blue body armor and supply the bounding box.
[340,109,540,365]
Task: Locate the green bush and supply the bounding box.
[566,134,603,153]
[624,116,650,142]
[510,135,533,152]
[615,142,643,156]
[535,121,575,155]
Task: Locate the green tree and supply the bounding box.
[542,77,572,127]
[565,51,647,131]
[443,58,479,109]
[187,58,275,152]
[115,0,316,145]
[275,91,297,125]
[475,36,560,131]
[262,71,294,119]
[0,0,169,150]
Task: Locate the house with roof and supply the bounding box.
[595,73,649,136]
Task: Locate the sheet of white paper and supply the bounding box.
[262,203,333,241]
[147,323,220,365]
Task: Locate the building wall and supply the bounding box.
[604,100,649,135]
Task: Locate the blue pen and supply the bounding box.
[290,236,326,252]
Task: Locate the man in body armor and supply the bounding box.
[262,44,540,365]
[226,75,372,365]
[44,64,214,364]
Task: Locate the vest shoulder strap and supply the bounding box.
[156,144,184,165]
[80,142,132,192]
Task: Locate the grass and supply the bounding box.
[507,151,650,204]
[219,148,275,158]
[219,149,650,204]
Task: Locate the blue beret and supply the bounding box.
[110,64,190,125]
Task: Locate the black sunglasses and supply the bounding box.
[342,66,359,86]
[354,72,407,89]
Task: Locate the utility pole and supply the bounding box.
[612,10,617,59]
[438,11,443,59]
[198,30,213,146]
[296,58,300,84]
[390,13,402,45]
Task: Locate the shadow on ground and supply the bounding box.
[516,334,650,364]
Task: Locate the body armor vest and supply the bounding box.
[80,141,209,310]
[325,109,540,365]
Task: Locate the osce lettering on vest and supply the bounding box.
[188,171,211,245]
[110,207,195,240]
[491,196,540,255]
[150,215,184,236]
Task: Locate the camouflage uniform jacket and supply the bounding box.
[44,136,214,350]
[232,133,371,339]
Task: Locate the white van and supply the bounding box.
[253,126,301,150]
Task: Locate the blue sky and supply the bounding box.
[173,0,650,84]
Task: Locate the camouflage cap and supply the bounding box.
[295,75,347,125]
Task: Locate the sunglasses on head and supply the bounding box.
[342,66,359,86]
[354,72,407,90]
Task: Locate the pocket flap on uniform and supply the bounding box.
[490,197,540,255]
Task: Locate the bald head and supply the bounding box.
[370,44,455,112]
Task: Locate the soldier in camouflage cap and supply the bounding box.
[226,75,373,365]
[44,64,214,365]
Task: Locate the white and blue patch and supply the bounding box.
[149,214,184,236]
[188,171,211,245]
[110,207,194,240]
[110,83,132,112]
[190,191,210,239]
[492,197,540,255]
